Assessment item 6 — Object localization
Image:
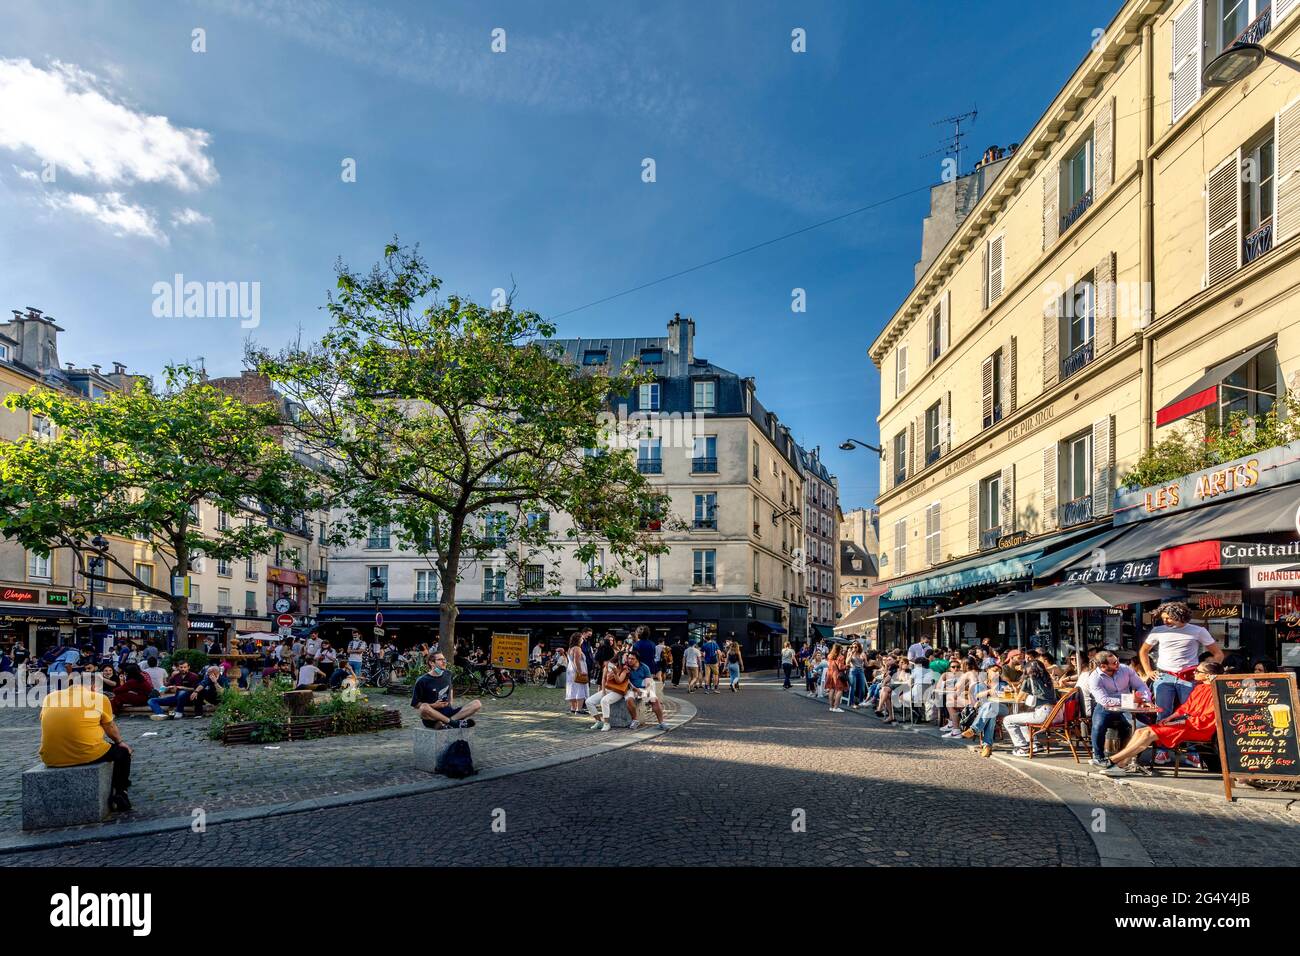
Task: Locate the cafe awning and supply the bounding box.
[1155,341,1273,427]
[1029,528,1126,580]
[939,582,1188,616]
[1063,482,1300,571]
[884,524,1106,602]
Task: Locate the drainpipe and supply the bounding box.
[1139,21,1156,453]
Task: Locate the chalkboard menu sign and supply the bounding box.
[1210,673,1300,801]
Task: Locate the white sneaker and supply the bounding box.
[149,713,167,721]
[831,707,845,713]
[598,723,611,732]
[170,712,183,720]
[628,720,641,730]
[1010,748,1030,757]
[589,721,603,731]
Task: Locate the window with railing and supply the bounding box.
[1060,276,1095,380]
[415,569,438,602]
[366,524,390,549]
[1060,132,1094,232]
[693,493,717,530]
[1219,0,1272,52]
[1243,133,1275,266]
[637,438,662,474]
[481,569,506,602]
[978,474,1001,551]
[693,549,716,588]
[892,430,907,486]
[523,565,545,591]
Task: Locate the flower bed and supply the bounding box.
[209,677,403,744]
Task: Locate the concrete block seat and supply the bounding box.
[588,695,636,728]
[413,724,477,773]
[22,762,112,830]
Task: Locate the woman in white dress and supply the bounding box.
[564,633,589,714]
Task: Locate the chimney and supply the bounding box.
[666,312,694,365]
[112,362,126,375]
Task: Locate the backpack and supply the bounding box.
[436,739,476,779]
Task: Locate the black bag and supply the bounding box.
[435,739,476,779]
[958,706,978,731]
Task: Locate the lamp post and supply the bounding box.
[838,438,884,454]
[368,571,385,637]
[88,534,107,651]
[1202,42,1300,88]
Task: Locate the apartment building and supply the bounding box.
[797,445,840,643]
[322,315,807,664]
[869,0,1300,653]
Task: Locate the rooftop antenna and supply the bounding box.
[920,107,979,179]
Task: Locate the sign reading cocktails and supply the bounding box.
[1113,439,1300,525]
[1210,673,1300,801]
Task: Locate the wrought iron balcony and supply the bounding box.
[925,445,941,467]
[894,468,908,486]
[575,578,603,591]
[693,517,718,530]
[309,569,329,583]
[1244,218,1274,266]
[1058,494,1094,529]
[637,459,663,474]
[1060,188,1094,232]
[631,578,663,591]
[217,604,233,615]
[414,589,438,602]
[691,457,718,474]
[1233,7,1272,48]
[188,603,203,613]
[1061,340,1095,379]
[979,525,1003,552]
[480,591,507,603]
[245,570,259,581]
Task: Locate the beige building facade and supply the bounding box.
[869,0,1300,646]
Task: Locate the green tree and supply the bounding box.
[251,242,676,657]
[0,366,321,647]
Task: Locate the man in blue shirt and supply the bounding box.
[631,626,658,685]
[700,637,721,693]
[1086,651,1153,767]
[624,652,667,730]
[48,644,83,676]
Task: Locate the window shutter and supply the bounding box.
[926,504,941,566]
[1008,336,1018,413]
[1277,97,1300,246]
[1205,151,1242,287]
[914,414,925,473]
[926,310,935,367]
[940,390,952,455]
[896,344,908,396]
[1000,464,1015,532]
[967,483,979,553]
[1043,169,1059,251]
[907,419,916,478]
[940,290,951,353]
[1092,415,1115,518]
[1170,0,1202,125]
[1094,98,1115,198]
[998,341,1013,415]
[981,243,989,309]
[882,452,892,493]
[988,236,1005,303]
[1042,444,1059,532]
[895,519,907,575]
[1277,0,1298,27]
[981,356,994,426]
[1042,296,1060,391]
[1094,252,1117,355]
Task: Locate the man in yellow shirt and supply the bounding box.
[39,680,134,812]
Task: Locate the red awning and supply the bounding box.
[1156,341,1274,428]
[1158,539,1222,578]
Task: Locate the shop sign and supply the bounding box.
[1065,558,1157,585]
[1191,590,1242,621]
[1249,565,1300,589]
[1221,540,1300,565]
[45,591,70,606]
[1114,440,1300,526]
[187,619,219,631]
[1,587,38,604]
[997,531,1030,550]
[1276,595,1300,625]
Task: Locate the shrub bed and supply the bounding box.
[209,679,402,744]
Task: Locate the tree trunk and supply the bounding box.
[173,596,190,651]
[438,600,458,661]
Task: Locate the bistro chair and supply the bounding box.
[1027,689,1083,763]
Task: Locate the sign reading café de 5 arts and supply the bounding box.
[1113,440,1300,526]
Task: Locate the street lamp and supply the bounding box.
[838,438,884,454]
[1202,42,1300,88]
[88,534,107,649]
[368,571,385,626]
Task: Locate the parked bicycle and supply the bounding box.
[359,654,392,688]
[453,664,516,698]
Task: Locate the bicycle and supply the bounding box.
[360,654,392,688]
[453,664,516,698]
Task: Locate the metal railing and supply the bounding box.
[1060,188,1094,232]
[188,602,203,613]
[692,457,718,473]
[693,517,718,530]
[217,605,232,615]
[637,459,663,474]
[979,526,1003,552]
[414,590,438,602]
[1234,7,1272,47]
[575,578,603,591]
[1061,340,1094,379]
[631,578,663,591]
[1058,494,1094,529]
[1244,218,1274,266]
[309,569,329,583]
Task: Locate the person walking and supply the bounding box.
[780,643,796,689]
[846,643,868,708]
[564,634,590,715]
[726,640,745,691]
[670,637,685,686]
[824,645,848,713]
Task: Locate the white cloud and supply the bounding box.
[41,190,168,244]
[0,57,218,191]
[171,207,212,227]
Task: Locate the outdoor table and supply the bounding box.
[1107,704,1161,716]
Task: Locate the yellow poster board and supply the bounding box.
[491,633,530,671]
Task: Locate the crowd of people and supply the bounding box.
[794,601,1254,774]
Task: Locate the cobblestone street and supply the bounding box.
[0,684,675,840]
[7,676,1095,865]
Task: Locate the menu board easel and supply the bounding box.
[1210,673,1300,801]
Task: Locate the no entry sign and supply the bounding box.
[276,613,295,629]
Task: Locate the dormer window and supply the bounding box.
[582,349,608,366]
[640,348,663,364]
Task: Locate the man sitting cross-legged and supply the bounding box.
[1100,660,1223,776]
[410,652,481,729]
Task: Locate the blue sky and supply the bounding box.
[0,0,1119,510]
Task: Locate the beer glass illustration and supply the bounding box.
[1268,703,1292,737]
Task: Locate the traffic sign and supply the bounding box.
[375,611,384,627]
[276,613,295,629]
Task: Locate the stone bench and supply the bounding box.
[586,692,636,728]
[22,762,112,830]
[413,724,477,773]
